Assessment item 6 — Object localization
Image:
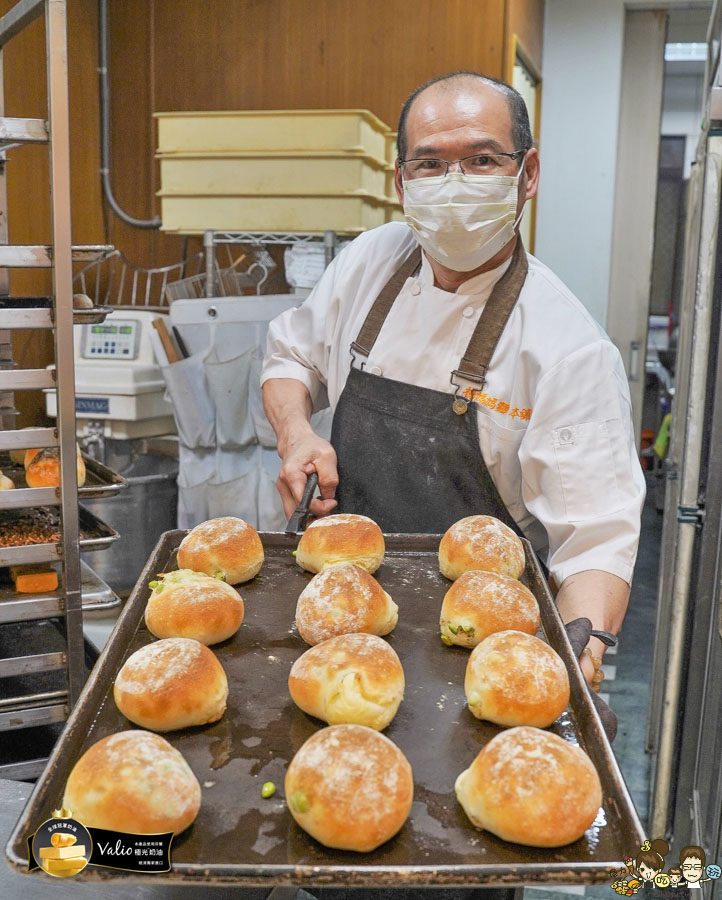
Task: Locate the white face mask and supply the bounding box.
[402,168,525,272]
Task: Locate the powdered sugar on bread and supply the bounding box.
[285,724,413,851]
[115,638,204,694]
[455,726,602,847]
[439,515,525,581]
[295,563,397,645]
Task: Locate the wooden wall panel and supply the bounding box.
[151,0,506,128]
[504,0,544,78]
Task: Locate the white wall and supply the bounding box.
[535,0,626,328]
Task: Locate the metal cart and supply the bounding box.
[0,0,121,780]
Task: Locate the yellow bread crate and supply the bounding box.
[155,109,391,163]
[157,190,389,234]
[385,198,406,224]
[157,150,388,197]
[385,163,397,199]
[385,130,398,165]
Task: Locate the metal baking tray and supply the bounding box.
[0,506,120,567]
[0,561,121,625]
[6,531,644,888]
[0,296,112,325]
[0,452,126,510]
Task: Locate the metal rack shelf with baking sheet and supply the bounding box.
[6,531,643,889]
[0,0,120,755]
[0,451,126,510]
[0,505,119,568]
[0,296,113,327]
[0,560,122,626]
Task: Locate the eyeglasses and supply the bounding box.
[400,150,526,180]
[682,865,703,872]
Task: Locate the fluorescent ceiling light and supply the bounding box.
[665,41,708,61]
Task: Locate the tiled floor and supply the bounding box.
[524,470,663,900]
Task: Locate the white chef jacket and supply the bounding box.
[262,222,645,586]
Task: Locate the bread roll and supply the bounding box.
[145,569,244,645]
[63,730,201,835]
[455,726,602,847]
[295,562,398,645]
[177,516,264,585]
[289,633,404,730]
[295,514,384,574]
[0,471,15,490]
[464,630,569,728]
[9,432,32,465]
[285,724,413,852]
[114,638,228,732]
[439,515,524,581]
[440,570,540,648]
[24,446,86,488]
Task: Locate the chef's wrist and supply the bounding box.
[277,417,314,456]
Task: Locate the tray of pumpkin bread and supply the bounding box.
[6,513,644,888]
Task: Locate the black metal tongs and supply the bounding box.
[284,472,319,535]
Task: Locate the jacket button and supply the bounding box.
[409,282,421,296]
[369,365,383,376]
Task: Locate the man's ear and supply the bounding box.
[522,147,540,202]
[394,161,404,206]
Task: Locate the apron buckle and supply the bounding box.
[349,341,368,371]
[450,368,485,416]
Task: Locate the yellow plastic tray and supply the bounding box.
[157,150,388,197]
[158,190,390,234]
[155,109,392,163]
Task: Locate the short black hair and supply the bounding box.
[396,70,533,161]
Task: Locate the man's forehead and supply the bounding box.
[405,79,513,145]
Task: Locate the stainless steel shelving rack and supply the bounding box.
[0,0,115,778]
[202,229,339,297]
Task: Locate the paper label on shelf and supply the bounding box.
[283,242,349,289]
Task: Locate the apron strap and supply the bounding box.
[452,236,528,388]
[350,247,422,359]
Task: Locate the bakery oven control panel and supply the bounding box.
[81,320,141,360]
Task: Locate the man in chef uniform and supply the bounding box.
[261,70,645,690]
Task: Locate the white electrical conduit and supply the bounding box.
[650,138,722,837]
[98,0,160,229]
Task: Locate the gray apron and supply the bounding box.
[322,239,528,900]
[331,238,528,536]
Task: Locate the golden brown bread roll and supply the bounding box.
[62,730,201,835]
[24,446,86,488]
[465,630,569,728]
[295,514,384,574]
[439,515,525,581]
[144,569,244,645]
[455,726,602,847]
[285,724,413,852]
[177,516,264,585]
[0,471,15,490]
[295,562,398,645]
[113,637,228,732]
[440,570,540,648]
[289,633,404,730]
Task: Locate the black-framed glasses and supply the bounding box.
[400,150,526,180]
